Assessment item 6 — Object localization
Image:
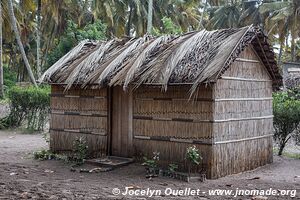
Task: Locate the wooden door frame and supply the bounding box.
[107,86,133,157]
[107,87,113,156]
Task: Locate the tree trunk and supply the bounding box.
[7,0,37,86]
[199,0,208,29]
[278,143,285,156]
[36,0,41,78]
[291,37,296,62]
[146,0,153,34]
[278,43,283,65]
[126,3,133,36]
[0,0,4,98]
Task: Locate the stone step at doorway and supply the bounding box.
[86,156,134,169]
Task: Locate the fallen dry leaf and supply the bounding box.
[44,169,54,173]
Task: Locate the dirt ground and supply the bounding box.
[0,130,299,200]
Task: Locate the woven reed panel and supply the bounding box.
[51,114,107,133]
[214,99,272,120]
[214,80,273,99]
[134,120,212,139]
[51,86,107,112]
[213,118,273,142]
[50,130,107,158]
[50,85,108,156]
[133,85,214,139]
[134,85,213,99]
[209,46,274,178]
[211,136,273,178]
[133,140,213,178]
[224,47,272,80]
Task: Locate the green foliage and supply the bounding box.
[33,149,69,162]
[288,86,300,100]
[3,65,17,94]
[168,163,178,173]
[43,133,50,144]
[186,145,202,165]
[47,20,107,67]
[142,151,160,174]
[153,17,182,35]
[33,149,57,160]
[71,137,88,165]
[0,86,50,130]
[273,91,300,155]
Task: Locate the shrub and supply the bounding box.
[0,85,50,130]
[3,65,17,90]
[142,151,160,174]
[185,146,202,175]
[71,137,88,165]
[273,91,300,155]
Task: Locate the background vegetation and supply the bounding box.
[0,0,299,89]
[0,0,299,154]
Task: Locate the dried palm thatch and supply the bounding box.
[40,26,282,94]
[285,74,300,89]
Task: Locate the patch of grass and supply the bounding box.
[273,147,300,159]
[33,149,69,162]
[282,152,300,159]
[0,98,9,104]
[20,127,40,134]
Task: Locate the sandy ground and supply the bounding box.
[0,131,299,200]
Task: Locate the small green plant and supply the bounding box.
[186,146,202,175]
[43,133,50,144]
[33,149,69,162]
[33,149,56,160]
[142,151,160,174]
[72,137,88,165]
[168,163,178,173]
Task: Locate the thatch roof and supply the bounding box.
[40,26,282,94]
[285,74,300,89]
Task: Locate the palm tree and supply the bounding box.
[260,0,300,62]
[239,0,262,27]
[206,0,241,29]
[147,0,153,33]
[0,0,4,97]
[7,0,37,86]
[36,0,41,78]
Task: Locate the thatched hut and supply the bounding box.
[40,26,282,179]
[282,62,300,89]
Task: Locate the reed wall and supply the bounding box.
[210,46,273,178]
[50,85,108,157]
[132,85,214,175]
